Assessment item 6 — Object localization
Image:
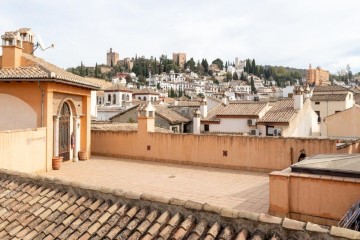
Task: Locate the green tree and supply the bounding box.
[125,75,132,83]
[240,71,245,80]
[170,88,176,98]
[226,72,232,82]
[233,72,239,80]
[201,59,209,74]
[79,61,85,77]
[212,58,224,69]
[94,63,99,78]
[252,59,256,75]
[250,76,256,93]
[185,57,196,71]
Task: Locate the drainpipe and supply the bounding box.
[38,81,44,127]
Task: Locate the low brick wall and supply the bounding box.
[91,130,338,172]
[269,168,360,226]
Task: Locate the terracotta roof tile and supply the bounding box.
[91,122,172,133]
[155,105,191,124]
[311,94,348,101]
[0,53,100,89]
[202,103,226,122]
[313,85,349,92]
[104,84,133,92]
[0,170,345,239]
[133,88,160,95]
[170,100,201,107]
[217,102,267,117]
[258,99,296,123]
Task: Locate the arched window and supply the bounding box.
[138,97,141,100]
[151,97,154,102]
[122,94,125,100]
[143,96,146,101]
[126,95,129,101]
[113,94,116,104]
[108,94,111,103]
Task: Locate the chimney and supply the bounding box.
[222,96,228,105]
[137,102,156,133]
[303,84,310,99]
[200,98,207,118]
[19,28,34,55]
[1,30,23,68]
[193,109,201,134]
[293,86,304,110]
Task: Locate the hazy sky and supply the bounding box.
[1,0,359,73]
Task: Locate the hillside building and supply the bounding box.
[306,64,330,86]
[172,53,186,69]
[106,48,119,66]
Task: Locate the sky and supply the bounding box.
[1,0,359,74]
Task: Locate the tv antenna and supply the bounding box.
[32,34,55,54]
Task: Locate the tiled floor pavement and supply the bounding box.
[41,156,269,213]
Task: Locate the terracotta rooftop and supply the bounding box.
[258,99,296,124]
[202,104,226,122]
[170,101,201,107]
[91,122,172,133]
[162,98,176,104]
[217,103,268,117]
[84,77,113,90]
[108,104,190,125]
[311,94,348,102]
[313,85,349,92]
[155,105,191,124]
[0,53,100,89]
[0,169,354,240]
[201,102,267,123]
[206,96,222,103]
[133,88,160,95]
[104,84,133,92]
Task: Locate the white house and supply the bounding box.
[310,85,354,135]
[200,100,269,134]
[103,84,133,107]
[133,88,160,102]
[257,86,320,137]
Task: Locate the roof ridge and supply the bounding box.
[20,53,100,89]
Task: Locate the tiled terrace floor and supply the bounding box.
[41,156,269,213]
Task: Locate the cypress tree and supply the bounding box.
[233,72,239,80]
[251,76,256,93]
[252,59,256,75]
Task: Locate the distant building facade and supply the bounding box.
[107,48,119,66]
[306,64,330,86]
[172,53,186,69]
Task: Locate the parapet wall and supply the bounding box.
[91,130,338,172]
[269,168,360,226]
[0,127,47,173]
